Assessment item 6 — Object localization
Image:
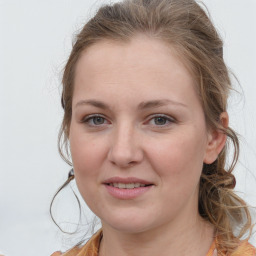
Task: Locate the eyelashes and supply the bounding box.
[147,114,175,126]
[81,114,176,128]
[82,114,110,126]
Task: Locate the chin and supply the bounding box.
[100,212,158,234]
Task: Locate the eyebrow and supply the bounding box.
[138,99,187,109]
[75,99,187,110]
[75,99,108,109]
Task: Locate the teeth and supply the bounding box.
[126,183,135,189]
[119,183,126,189]
[109,183,148,189]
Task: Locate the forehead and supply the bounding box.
[73,35,198,107]
[76,35,189,77]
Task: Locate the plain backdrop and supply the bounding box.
[0,0,256,255]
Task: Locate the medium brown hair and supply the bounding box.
[55,0,253,253]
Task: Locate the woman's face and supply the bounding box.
[69,35,216,233]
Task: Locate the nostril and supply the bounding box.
[127,161,136,166]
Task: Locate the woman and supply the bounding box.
[51,0,255,255]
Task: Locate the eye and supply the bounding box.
[153,116,168,125]
[91,116,105,125]
[147,114,175,127]
[82,114,109,126]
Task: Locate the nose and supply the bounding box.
[107,124,143,168]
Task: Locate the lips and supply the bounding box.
[103,177,154,200]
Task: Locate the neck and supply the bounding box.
[98,215,214,256]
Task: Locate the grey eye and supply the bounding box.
[92,116,105,125]
[154,117,167,125]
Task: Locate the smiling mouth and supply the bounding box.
[104,182,153,199]
[106,183,153,189]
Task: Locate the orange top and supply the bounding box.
[51,229,255,256]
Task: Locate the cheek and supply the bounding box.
[69,133,107,211]
[70,138,101,170]
[69,126,108,188]
[147,130,207,186]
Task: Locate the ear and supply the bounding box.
[203,112,228,164]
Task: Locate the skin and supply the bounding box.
[69,34,227,256]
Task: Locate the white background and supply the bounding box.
[0,0,255,255]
